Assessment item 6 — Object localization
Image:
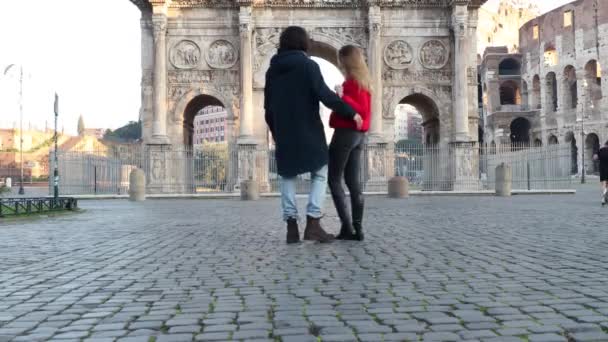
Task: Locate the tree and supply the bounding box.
[77,115,85,136]
[103,121,142,142]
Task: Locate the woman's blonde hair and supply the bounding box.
[338,45,371,92]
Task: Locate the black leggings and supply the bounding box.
[328,129,365,226]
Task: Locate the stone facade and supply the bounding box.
[480,0,607,175]
[477,0,538,56]
[130,0,487,190]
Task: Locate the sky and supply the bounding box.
[483,0,573,13]
[0,0,141,134]
[0,0,574,135]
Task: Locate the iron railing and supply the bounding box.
[49,143,573,196]
[0,197,78,217]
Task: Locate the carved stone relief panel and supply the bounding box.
[383,69,452,85]
[311,27,367,48]
[384,40,413,69]
[419,39,449,70]
[168,69,239,85]
[253,28,281,88]
[170,40,201,69]
[206,40,238,69]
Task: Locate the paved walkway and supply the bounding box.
[1,187,607,342]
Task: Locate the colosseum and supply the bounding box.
[481,0,607,176]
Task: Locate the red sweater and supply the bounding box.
[329,78,371,132]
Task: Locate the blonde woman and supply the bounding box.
[328,45,371,241]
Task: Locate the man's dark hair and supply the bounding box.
[279,26,310,52]
[605,140,608,146]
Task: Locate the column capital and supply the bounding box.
[239,5,253,37]
[151,15,167,40]
[451,6,468,40]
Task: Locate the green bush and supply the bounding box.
[0,185,10,197]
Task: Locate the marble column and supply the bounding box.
[238,6,255,143]
[451,4,470,142]
[368,5,384,142]
[151,14,169,144]
[140,16,154,144]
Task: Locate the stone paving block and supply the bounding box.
[84,336,120,342]
[272,327,308,336]
[571,331,608,341]
[459,329,498,340]
[357,333,384,342]
[117,337,152,342]
[318,333,358,341]
[231,329,269,340]
[422,331,461,341]
[527,333,566,342]
[88,330,128,338]
[279,336,317,342]
[383,332,419,341]
[155,334,194,342]
[482,337,523,342]
[194,331,232,340]
[169,325,201,333]
[53,331,90,339]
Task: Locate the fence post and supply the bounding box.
[495,163,512,197]
[388,176,409,198]
[129,169,146,202]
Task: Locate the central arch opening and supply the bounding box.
[183,94,226,146]
[395,94,440,146]
[393,94,440,188]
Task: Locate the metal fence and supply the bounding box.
[50,143,573,196]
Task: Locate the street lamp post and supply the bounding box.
[54,94,59,199]
[581,111,586,184]
[3,64,25,195]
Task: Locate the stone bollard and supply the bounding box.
[388,176,409,198]
[5,177,11,189]
[129,169,146,202]
[495,163,512,197]
[241,180,259,201]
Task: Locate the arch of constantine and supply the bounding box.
[129,0,487,192]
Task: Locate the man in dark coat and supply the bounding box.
[594,140,608,205]
[265,26,362,244]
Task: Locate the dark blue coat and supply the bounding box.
[264,50,356,177]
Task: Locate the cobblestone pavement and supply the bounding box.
[1,187,608,342]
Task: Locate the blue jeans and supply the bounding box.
[280,164,328,221]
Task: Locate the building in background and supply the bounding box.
[480,0,608,177]
[394,105,422,143]
[477,0,539,56]
[193,106,228,145]
[84,128,106,140]
[407,114,423,143]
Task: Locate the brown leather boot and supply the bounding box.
[286,219,300,244]
[303,216,334,243]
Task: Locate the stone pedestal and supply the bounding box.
[364,142,391,192]
[388,176,409,198]
[145,144,173,194]
[240,180,259,201]
[451,142,480,191]
[129,169,146,202]
[495,163,512,197]
[237,143,269,193]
